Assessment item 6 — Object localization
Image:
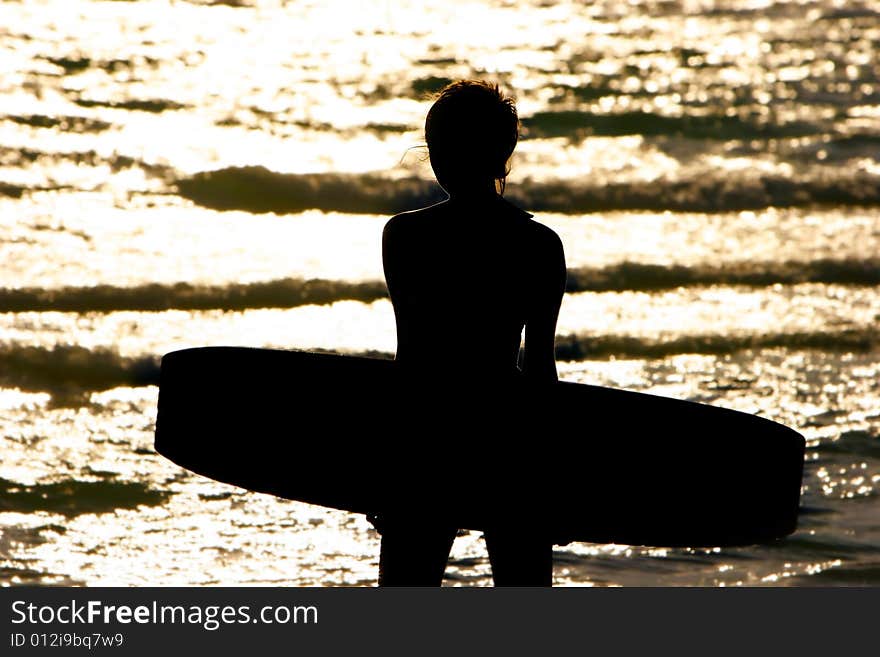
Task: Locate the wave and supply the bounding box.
[411,75,455,97]
[565,258,880,292]
[0,477,169,517]
[2,259,877,313]
[553,329,880,361]
[0,146,171,178]
[0,181,25,198]
[190,0,254,7]
[45,55,93,74]
[2,329,876,393]
[2,113,111,133]
[176,167,447,214]
[512,172,880,214]
[216,112,411,135]
[73,98,186,113]
[0,279,388,313]
[0,345,161,392]
[44,54,163,76]
[520,110,820,140]
[175,166,880,214]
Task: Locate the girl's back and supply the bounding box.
[383,195,565,381]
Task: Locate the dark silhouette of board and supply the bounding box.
[154,347,805,547]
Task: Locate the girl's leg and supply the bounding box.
[377,518,457,587]
[484,528,552,586]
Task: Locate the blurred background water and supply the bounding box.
[1,0,878,586]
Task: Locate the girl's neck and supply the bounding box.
[446,183,499,204]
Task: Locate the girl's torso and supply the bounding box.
[384,195,555,381]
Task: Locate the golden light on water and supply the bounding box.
[1,0,879,587]
[0,280,875,365]
[3,199,879,292]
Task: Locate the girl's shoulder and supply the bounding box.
[384,196,562,255]
[499,199,562,252]
[383,199,446,234]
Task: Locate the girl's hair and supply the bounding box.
[424,80,518,193]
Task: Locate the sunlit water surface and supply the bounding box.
[1,0,879,586]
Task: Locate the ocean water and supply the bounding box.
[1,0,879,586]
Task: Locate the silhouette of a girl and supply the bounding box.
[376,80,566,586]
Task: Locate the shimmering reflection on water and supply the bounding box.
[1,0,879,586]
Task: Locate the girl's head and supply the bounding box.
[424,80,518,196]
